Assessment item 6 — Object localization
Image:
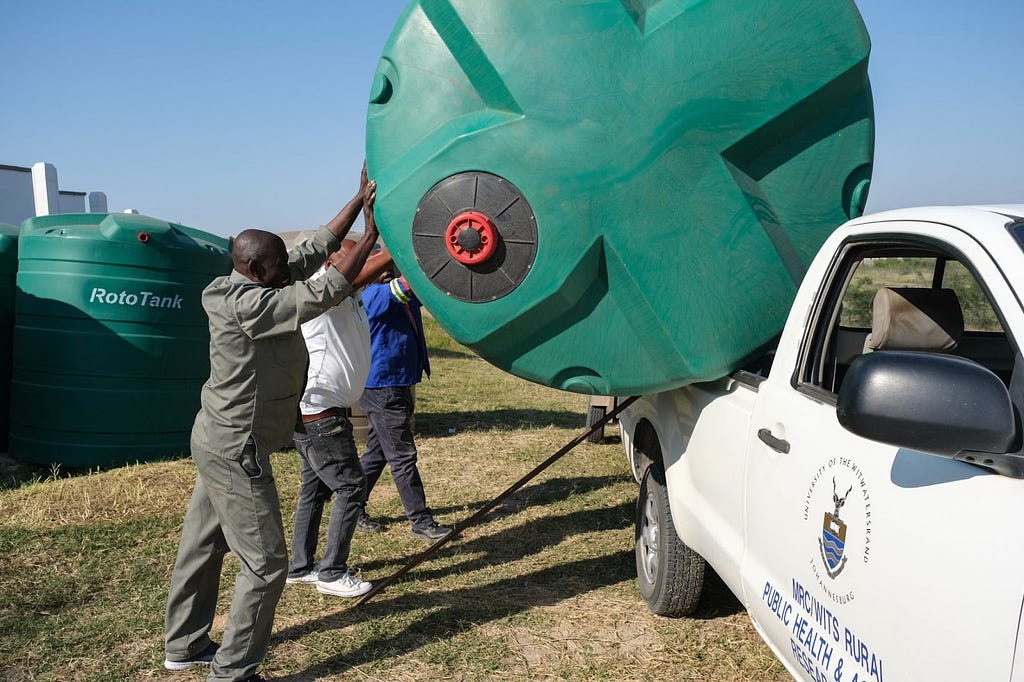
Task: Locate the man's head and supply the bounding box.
[233,229,291,287]
[375,260,398,284]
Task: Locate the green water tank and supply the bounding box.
[11,213,231,468]
[0,222,19,450]
[366,0,874,395]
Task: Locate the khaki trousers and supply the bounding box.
[164,438,287,682]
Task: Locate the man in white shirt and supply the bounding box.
[286,240,392,598]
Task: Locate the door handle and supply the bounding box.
[757,428,790,454]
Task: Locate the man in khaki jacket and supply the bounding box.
[163,169,379,682]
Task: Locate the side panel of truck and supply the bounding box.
[659,379,758,598]
[740,220,1024,681]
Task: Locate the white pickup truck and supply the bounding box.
[619,205,1024,681]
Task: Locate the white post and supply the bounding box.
[88,192,108,213]
[31,162,59,216]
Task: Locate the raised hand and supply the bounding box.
[363,180,379,235]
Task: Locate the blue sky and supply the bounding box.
[2,1,1021,238]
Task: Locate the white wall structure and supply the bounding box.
[0,161,109,226]
[31,162,60,216]
[0,165,35,226]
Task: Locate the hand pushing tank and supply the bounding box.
[366,0,874,395]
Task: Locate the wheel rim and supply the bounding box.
[640,493,660,585]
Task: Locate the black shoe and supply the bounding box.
[242,676,266,682]
[164,640,219,670]
[411,522,453,542]
[356,511,384,533]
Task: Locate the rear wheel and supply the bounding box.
[635,463,706,616]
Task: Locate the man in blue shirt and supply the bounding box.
[356,267,452,541]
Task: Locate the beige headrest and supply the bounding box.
[864,287,963,353]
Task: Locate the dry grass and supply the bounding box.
[0,318,785,681]
[0,460,195,528]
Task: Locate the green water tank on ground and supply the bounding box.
[0,222,19,451]
[11,213,231,468]
[366,0,874,395]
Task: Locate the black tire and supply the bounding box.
[635,463,706,616]
[585,404,606,443]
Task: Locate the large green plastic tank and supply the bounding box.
[366,0,874,395]
[0,222,19,451]
[11,213,231,468]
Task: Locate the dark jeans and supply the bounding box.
[359,385,434,530]
[289,414,365,583]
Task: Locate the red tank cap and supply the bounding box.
[445,210,497,264]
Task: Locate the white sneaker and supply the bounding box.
[286,569,319,585]
[316,568,372,597]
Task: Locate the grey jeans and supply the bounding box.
[164,437,287,682]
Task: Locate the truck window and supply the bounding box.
[838,257,940,328]
[840,257,1004,334]
[803,243,1015,396]
[941,260,1004,333]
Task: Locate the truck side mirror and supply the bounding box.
[836,351,1022,475]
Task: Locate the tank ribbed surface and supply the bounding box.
[0,222,19,451]
[11,213,231,468]
[367,0,874,394]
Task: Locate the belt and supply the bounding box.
[300,406,352,424]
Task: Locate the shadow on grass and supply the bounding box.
[694,567,745,619]
[274,550,635,681]
[271,473,746,679]
[272,505,634,680]
[0,451,196,490]
[425,346,475,359]
[359,496,633,580]
[416,407,587,436]
[357,473,633,550]
[0,452,71,490]
[358,474,744,617]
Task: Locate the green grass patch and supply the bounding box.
[0,321,785,681]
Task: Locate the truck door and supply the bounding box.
[739,221,1024,682]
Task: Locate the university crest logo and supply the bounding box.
[819,478,851,578]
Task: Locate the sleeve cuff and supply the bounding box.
[390,277,412,304]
